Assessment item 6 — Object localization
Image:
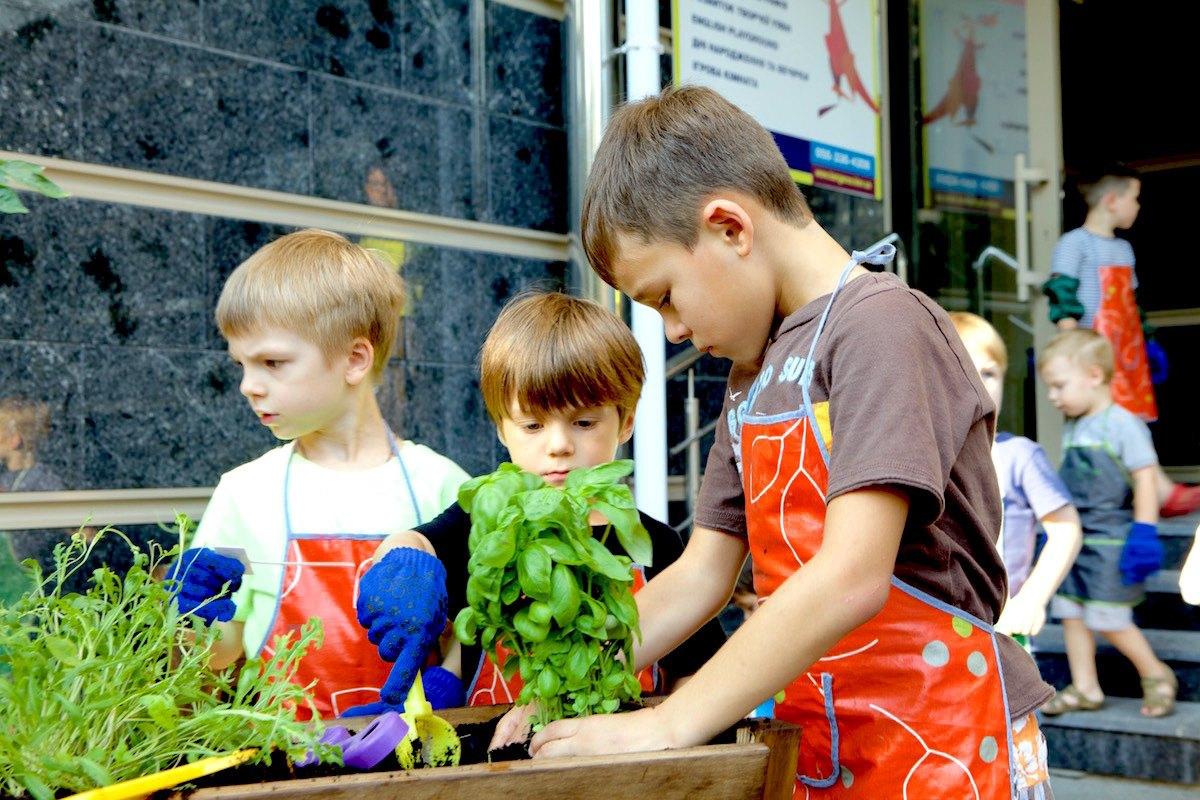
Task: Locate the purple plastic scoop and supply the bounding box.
[341,712,410,770]
[294,725,353,768]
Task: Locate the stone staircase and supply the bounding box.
[1031,514,1200,785]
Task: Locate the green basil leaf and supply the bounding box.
[501,653,521,681]
[513,607,550,644]
[527,600,553,626]
[592,501,653,566]
[536,667,561,698]
[517,544,553,599]
[476,527,517,568]
[548,564,581,627]
[582,537,634,581]
[453,607,478,644]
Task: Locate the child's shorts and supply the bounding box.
[1050,595,1133,632]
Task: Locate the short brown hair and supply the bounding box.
[1040,329,1114,383]
[1079,164,1140,209]
[480,292,644,426]
[949,312,1008,372]
[216,229,404,380]
[581,85,811,284]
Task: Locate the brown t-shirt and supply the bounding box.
[695,272,1053,719]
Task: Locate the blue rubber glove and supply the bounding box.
[421,666,465,710]
[165,547,244,624]
[1146,338,1168,384]
[356,547,448,705]
[1120,522,1164,585]
[340,667,464,717]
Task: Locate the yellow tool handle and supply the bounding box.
[61,749,258,800]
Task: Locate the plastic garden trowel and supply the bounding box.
[61,749,257,800]
[395,670,461,768]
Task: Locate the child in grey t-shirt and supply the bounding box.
[1039,329,1177,719]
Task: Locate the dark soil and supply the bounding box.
[150,715,528,797]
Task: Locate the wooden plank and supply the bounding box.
[740,719,800,800]
[182,743,769,800]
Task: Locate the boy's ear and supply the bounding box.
[618,409,636,445]
[700,198,754,256]
[344,337,375,386]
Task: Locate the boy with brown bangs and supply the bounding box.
[169,228,469,720]
[502,86,1055,799]
[361,291,727,715]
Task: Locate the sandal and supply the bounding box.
[1140,670,1178,718]
[1041,685,1104,716]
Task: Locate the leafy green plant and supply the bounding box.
[452,460,652,730]
[0,518,329,799]
[0,159,68,214]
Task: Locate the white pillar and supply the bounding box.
[624,1,668,520]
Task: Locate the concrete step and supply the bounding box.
[1032,625,1200,703]
[1040,697,1200,783]
[1136,573,1200,631]
[1049,768,1200,799]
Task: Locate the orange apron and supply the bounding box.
[1093,265,1157,421]
[467,568,658,706]
[740,252,1016,797]
[259,434,424,720]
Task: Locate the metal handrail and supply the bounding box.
[665,347,705,380]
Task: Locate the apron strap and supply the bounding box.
[282,431,425,536]
[799,241,897,387]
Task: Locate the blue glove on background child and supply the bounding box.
[1120,522,1164,585]
[165,547,245,624]
[339,666,465,717]
[356,547,449,704]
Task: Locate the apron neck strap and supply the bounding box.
[800,241,897,386]
[282,430,422,536]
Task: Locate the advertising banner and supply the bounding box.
[919,0,1028,213]
[673,0,884,199]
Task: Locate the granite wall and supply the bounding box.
[0,1,568,587]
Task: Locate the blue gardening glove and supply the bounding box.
[339,667,464,717]
[356,547,448,705]
[1146,338,1168,384]
[421,666,465,710]
[1120,522,1164,586]
[165,547,244,624]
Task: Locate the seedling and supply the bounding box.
[453,460,652,730]
[0,519,328,799]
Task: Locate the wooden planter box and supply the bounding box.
[171,705,800,800]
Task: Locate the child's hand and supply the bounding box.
[489,702,541,750]
[995,593,1048,637]
[530,705,680,758]
[164,547,244,624]
[357,547,449,703]
[1120,522,1164,585]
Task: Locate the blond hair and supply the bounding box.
[1040,329,1114,383]
[480,292,644,426]
[215,229,404,380]
[948,312,1008,372]
[581,85,811,285]
[1079,165,1140,209]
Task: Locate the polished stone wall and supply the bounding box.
[0,0,568,582]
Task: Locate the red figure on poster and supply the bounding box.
[922,22,984,126]
[819,0,880,117]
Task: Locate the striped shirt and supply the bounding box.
[1050,228,1137,328]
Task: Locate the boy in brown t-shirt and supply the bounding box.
[497,86,1053,798]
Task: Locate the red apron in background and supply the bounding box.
[1093,266,1157,421]
[260,435,424,720]
[467,568,658,706]
[739,247,1017,797]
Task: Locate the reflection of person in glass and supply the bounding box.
[0,398,67,605]
[0,398,64,493]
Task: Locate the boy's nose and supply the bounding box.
[546,423,574,455]
[664,319,690,345]
[240,374,264,399]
